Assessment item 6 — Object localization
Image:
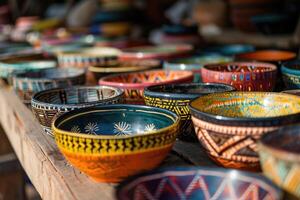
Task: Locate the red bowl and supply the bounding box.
[201,62,277,91]
[99,70,194,104]
[236,50,297,63]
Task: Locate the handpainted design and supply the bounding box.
[84,122,99,135]
[113,122,132,135]
[144,123,156,132]
[71,126,81,133]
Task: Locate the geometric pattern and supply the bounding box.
[117,168,281,200]
[191,116,280,170]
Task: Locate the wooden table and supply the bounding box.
[0,85,215,200]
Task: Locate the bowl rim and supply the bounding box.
[56,47,122,57]
[281,59,300,75]
[188,91,300,125]
[202,61,277,74]
[52,104,180,139]
[31,85,124,108]
[259,125,300,162]
[116,166,282,199]
[144,83,236,99]
[235,50,297,62]
[99,69,194,88]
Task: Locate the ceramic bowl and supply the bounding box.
[31,86,124,136]
[201,62,277,91]
[189,92,300,171]
[144,83,235,141]
[12,68,85,105]
[163,55,232,82]
[116,166,282,200]
[52,104,180,183]
[57,47,122,68]
[259,125,300,198]
[203,44,255,56]
[99,70,194,104]
[88,59,161,83]
[281,60,300,89]
[119,44,193,61]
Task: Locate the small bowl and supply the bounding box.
[144,83,235,141]
[201,62,277,91]
[163,55,232,82]
[52,104,180,183]
[119,44,193,61]
[99,70,194,104]
[281,60,300,89]
[12,68,85,105]
[116,166,282,200]
[57,47,122,68]
[203,44,255,56]
[236,50,297,64]
[31,86,124,136]
[88,59,161,82]
[189,92,300,171]
[259,125,300,198]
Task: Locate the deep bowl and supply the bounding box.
[201,62,277,91]
[12,68,85,104]
[99,70,194,104]
[57,47,122,68]
[144,83,235,141]
[32,86,124,136]
[259,125,300,198]
[236,50,297,63]
[163,55,232,82]
[52,104,180,183]
[189,92,300,171]
[116,166,282,200]
[88,59,161,83]
[281,60,300,89]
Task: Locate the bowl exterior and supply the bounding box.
[54,123,178,183]
[191,115,280,171]
[281,62,300,89]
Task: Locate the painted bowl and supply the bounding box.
[281,60,300,89]
[163,55,232,82]
[12,68,85,105]
[144,83,235,141]
[31,86,124,137]
[52,104,180,183]
[203,44,255,56]
[259,125,300,198]
[119,44,193,61]
[116,166,282,200]
[201,62,277,91]
[189,92,300,171]
[57,47,122,68]
[99,70,194,104]
[88,59,161,83]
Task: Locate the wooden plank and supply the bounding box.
[0,85,209,200]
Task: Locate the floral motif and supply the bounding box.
[71,125,81,133]
[84,122,99,135]
[144,123,156,132]
[113,122,132,136]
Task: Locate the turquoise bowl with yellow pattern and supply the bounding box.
[189,92,300,171]
[52,104,180,183]
[259,125,300,199]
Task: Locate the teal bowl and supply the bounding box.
[281,60,300,89]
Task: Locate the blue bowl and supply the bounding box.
[116,166,282,200]
[281,60,300,89]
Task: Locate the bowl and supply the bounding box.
[119,44,193,61]
[144,83,235,141]
[31,86,124,136]
[281,60,300,89]
[88,59,161,83]
[57,47,122,68]
[259,125,300,198]
[116,166,282,200]
[52,104,180,183]
[203,44,255,56]
[189,92,300,171]
[99,70,194,104]
[12,68,85,105]
[163,55,232,82]
[201,62,277,91]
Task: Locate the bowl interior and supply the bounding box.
[283,60,300,70]
[34,87,120,105]
[102,71,192,84]
[15,68,83,79]
[204,62,275,72]
[56,107,177,136]
[190,92,300,118]
[237,50,296,62]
